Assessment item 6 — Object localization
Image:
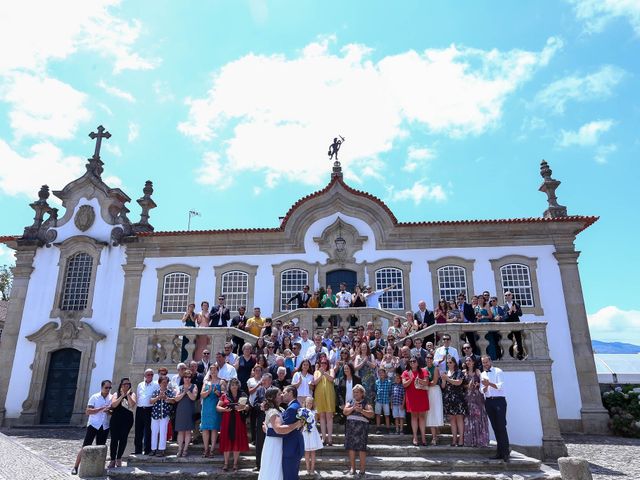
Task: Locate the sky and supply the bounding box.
[0,1,638,343]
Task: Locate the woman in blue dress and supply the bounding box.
[200,364,223,457]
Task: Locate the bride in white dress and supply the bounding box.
[258,388,284,480]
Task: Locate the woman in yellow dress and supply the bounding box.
[312,357,336,445]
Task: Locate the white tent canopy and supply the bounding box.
[594,354,640,384]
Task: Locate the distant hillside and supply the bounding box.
[592,340,640,354]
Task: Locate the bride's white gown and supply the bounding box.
[258,409,283,480]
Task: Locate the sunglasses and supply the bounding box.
[203,352,210,355]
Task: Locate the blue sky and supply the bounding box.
[0,1,638,342]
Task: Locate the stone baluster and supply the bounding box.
[498,327,515,360]
[523,328,535,359]
[475,329,489,358]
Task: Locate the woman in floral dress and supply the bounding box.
[462,356,489,447]
[441,358,467,446]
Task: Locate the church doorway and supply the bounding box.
[326,269,358,292]
[40,348,81,424]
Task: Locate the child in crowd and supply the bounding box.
[302,397,323,475]
[391,369,405,435]
[374,368,392,433]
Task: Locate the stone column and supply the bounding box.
[533,360,569,460]
[0,247,37,426]
[554,246,608,433]
[112,247,145,385]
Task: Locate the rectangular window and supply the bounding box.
[221,271,249,312]
[437,265,468,302]
[375,267,404,310]
[280,269,308,311]
[500,264,534,307]
[162,272,191,314]
[60,253,93,311]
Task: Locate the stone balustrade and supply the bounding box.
[272,306,397,333]
[406,321,551,366]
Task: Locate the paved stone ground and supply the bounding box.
[0,428,638,479]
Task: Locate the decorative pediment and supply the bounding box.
[313,217,367,266]
[27,319,106,347]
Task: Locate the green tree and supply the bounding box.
[0,265,12,301]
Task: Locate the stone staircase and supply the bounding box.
[108,431,561,479]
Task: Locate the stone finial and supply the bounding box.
[22,185,58,244]
[331,160,343,179]
[133,180,157,232]
[538,160,567,218]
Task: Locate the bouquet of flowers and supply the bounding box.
[296,407,315,433]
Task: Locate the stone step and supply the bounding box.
[143,441,494,457]
[108,464,562,480]
[126,451,541,472]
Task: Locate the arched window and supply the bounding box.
[436,265,468,302]
[375,267,404,310]
[280,269,308,311]
[500,264,534,307]
[60,252,93,311]
[161,272,191,314]
[221,270,249,312]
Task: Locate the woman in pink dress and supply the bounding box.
[401,356,429,446]
[193,301,210,361]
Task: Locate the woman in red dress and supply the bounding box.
[216,378,249,471]
[401,356,430,446]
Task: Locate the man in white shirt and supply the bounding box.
[305,334,330,366]
[433,335,460,374]
[364,283,396,308]
[480,356,510,461]
[297,329,314,359]
[223,342,238,365]
[72,380,113,474]
[336,282,352,308]
[215,351,238,381]
[134,369,157,455]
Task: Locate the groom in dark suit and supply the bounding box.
[266,385,304,480]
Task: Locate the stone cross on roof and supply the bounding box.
[89,125,111,159]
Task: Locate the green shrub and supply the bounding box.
[602,386,640,438]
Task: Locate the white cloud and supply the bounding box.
[152,80,175,103]
[390,181,447,205]
[98,80,135,102]
[569,0,640,35]
[0,139,85,197]
[595,144,617,164]
[128,122,139,142]
[0,0,157,75]
[103,175,123,188]
[588,306,640,345]
[0,73,91,140]
[194,152,234,190]
[0,244,16,266]
[534,65,624,114]
[558,119,614,147]
[180,37,560,188]
[404,146,436,172]
[104,143,122,157]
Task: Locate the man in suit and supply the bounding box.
[457,292,478,353]
[209,295,230,327]
[230,306,248,353]
[196,350,211,374]
[502,291,524,360]
[286,285,311,309]
[414,299,435,343]
[278,385,305,480]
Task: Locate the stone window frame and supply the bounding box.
[273,260,318,314]
[365,259,412,313]
[490,255,544,316]
[153,264,200,322]
[427,256,476,309]
[50,236,102,319]
[214,262,259,316]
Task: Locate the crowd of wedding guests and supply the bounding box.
[72,287,518,475]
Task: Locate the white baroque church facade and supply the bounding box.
[0,126,608,459]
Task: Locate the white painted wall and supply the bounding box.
[496,371,544,446]
[4,197,126,419]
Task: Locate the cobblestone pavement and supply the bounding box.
[0,431,71,479]
[561,434,640,480]
[1,428,639,479]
